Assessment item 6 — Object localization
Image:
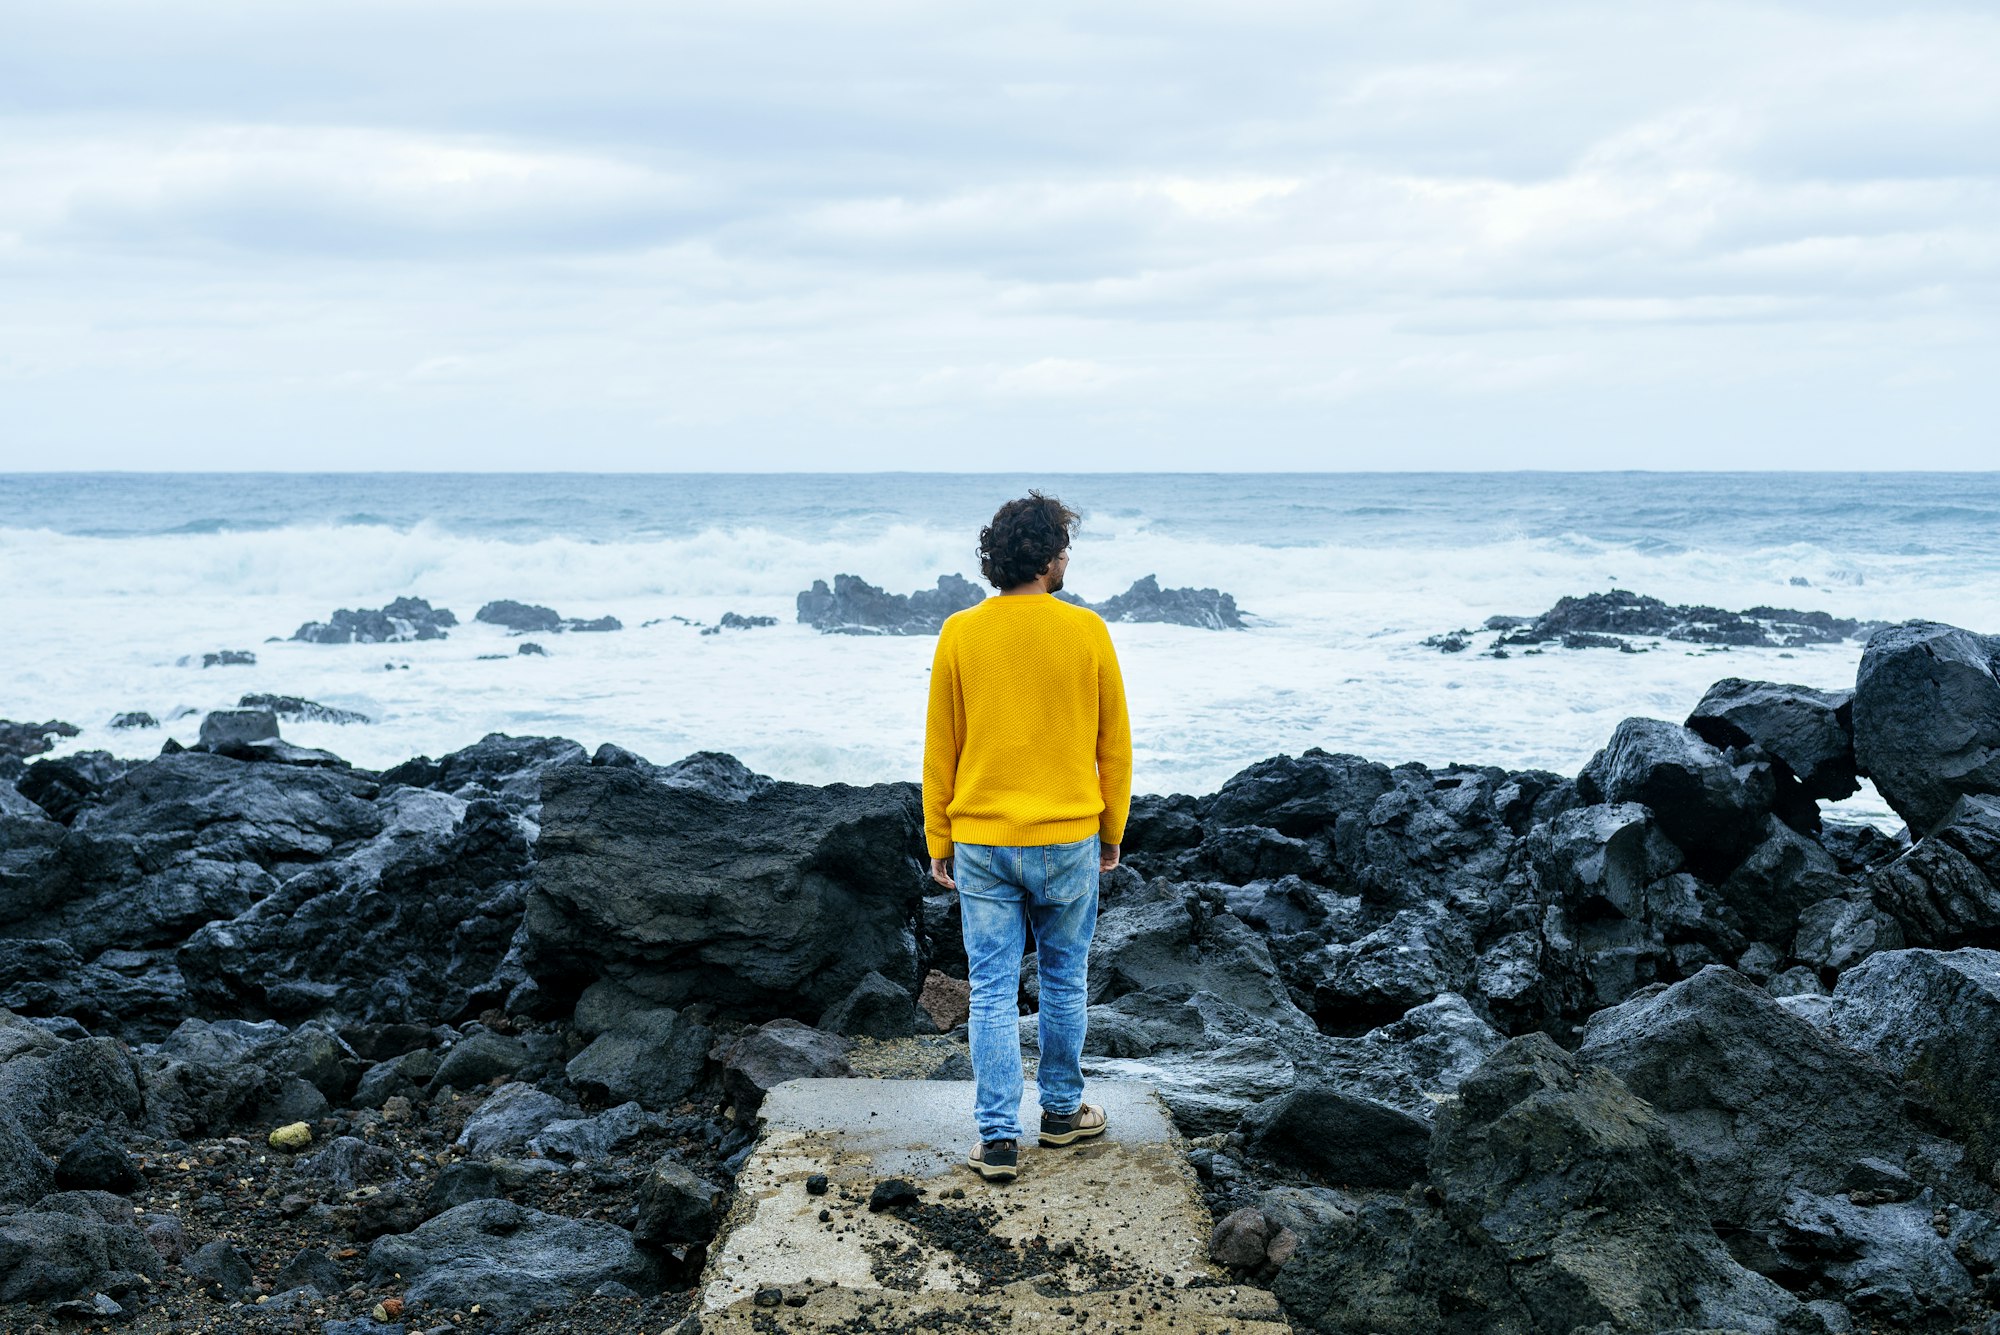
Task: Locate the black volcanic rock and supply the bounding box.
[795,572,985,634]
[378,732,588,813]
[16,751,130,826]
[1428,1034,1811,1334]
[477,599,563,633]
[291,596,457,644]
[1578,717,1775,876]
[476,600,622,634]
[108,712,157,730]
[1823,947,2000,1173]
[178,790,531,1025]
[1687,677,1859,815]
[1852,620,2000,836]
[239,694,372,725]
[1070,574,1247,629]
[1578,967,1958,1275]
[0,719,79,761]
[1869,793,2000,945]
[524,764,927,1017]
[365,1200,659,1319]
[198,708,279,750]
[1476,588,1884,652]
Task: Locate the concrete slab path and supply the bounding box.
[698,1078,1290,1332]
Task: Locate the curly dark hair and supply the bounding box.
[979,491,1081,591]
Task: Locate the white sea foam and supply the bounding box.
[9,512,1981,835]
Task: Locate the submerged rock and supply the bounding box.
[239,694,373,725]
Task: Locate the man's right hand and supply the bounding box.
[1100,842,1121,872]
[930,856,956,890]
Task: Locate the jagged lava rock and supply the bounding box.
[1579,717,1775,875]
[365,1199,658,1319]
[524,761,926,1017]
[1852,619,2000,836]
[1821,948,2000,1172]
[1687,678,1859,804]
[1578,966,1958,1275]
[795,572,985,634]
[1429,1033,1813,1335]
[1868,793,2000,945]
[291,596,457,644]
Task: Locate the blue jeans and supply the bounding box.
[955,834,1100,1143]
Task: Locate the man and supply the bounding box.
[922,491,1133,1184]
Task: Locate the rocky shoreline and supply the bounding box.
[4,617,2000,1332]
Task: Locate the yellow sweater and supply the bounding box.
[923,592,1133,858]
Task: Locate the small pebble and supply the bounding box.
[806,1173,829,1196]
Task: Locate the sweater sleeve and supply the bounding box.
[1095,621,1133,845]
[921,624,961,859]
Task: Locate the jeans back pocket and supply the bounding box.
[1039,835,1099,904]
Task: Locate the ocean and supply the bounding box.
[7,471,1998,831]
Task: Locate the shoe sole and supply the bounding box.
[965,1155,1018,1182]
[1037,1122,1108,1148]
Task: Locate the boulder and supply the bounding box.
[477,600,564,633]
[917,971,970,1032]
[0,1105,57,1206]
[527,1102,660,1160]
[0,1036,144,1152]
[1241,1084,1431,1188]
[1851,620,2000,836]
[566,1006,711,1109]
[1821,948,2000,1172]
[1430,1033,1811,1334]
[0,1196,162,1302]
[1792,895,1903,974]
[55,1128,141,1194]
[1578,717,1775,875]
[429,1028,530,1091]
[816,971,921,1039]
[1089,881,1307,1024]
[632,1159,725,1248]
[1578,967,1953,1273]
[238,694,373,725]
[0,719,80,761]
[1771,1189,1975,1322]
[716,1019,852,1118]
[1687,678,1860,807]
[197,708,280,751]
[1716,815,1855,944]
[16,752,131,825]
[178,790,531,1025]
[1311,905,1475,1032]
[378,733,588,813]
[1075,574,1246,630]
[184,1238,257,1298]
[1869,793,2000,945]
[365,1200,658,1319]
[294,1136,405,1194]
[454,1083,573,1157]
[524,763,925,1018]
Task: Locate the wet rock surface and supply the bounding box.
[7,622,2000,1331]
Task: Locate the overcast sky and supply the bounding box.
[2,1,1995,471]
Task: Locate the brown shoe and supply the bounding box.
[966,1138,1019,1182]
[1038,1102,1107,1147]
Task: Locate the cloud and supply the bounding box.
[0,0,1995,468]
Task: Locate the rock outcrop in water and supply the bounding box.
[474,600,623,634]
[291,597,458,644]
[5,615,2000,1331]
[795,573,987,634]
[1427,587,1889,656]
[797,571,1248,633]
